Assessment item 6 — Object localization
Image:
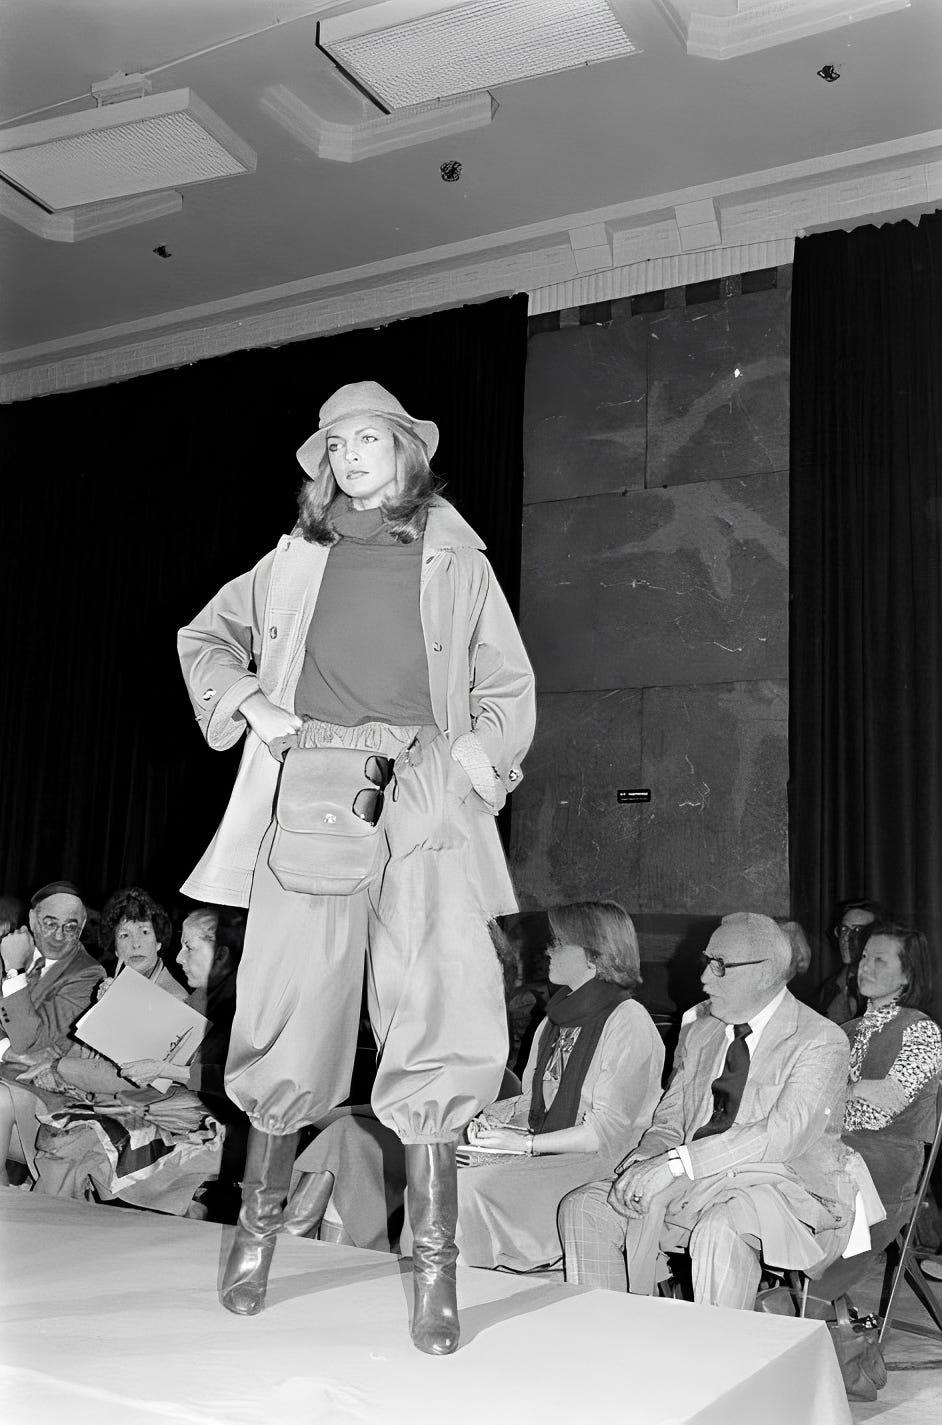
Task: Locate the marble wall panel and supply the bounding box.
[523,320,647,503]
[638,680,789,916]
[647,288,789,487]
[521,470,788,691]
[509,689,642,912]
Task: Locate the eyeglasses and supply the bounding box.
[701,954,765,978]
[352,755,394,827]
[37,917,82,939]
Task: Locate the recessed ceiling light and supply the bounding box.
[0,89,256,210]
[317,0,640,112]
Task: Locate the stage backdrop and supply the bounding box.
[789,212,942,1014]
[0,295,528,913]
[512,270,791,1013]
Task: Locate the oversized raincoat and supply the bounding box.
[178,499,536,1140]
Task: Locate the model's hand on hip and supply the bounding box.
[239,691,302,745]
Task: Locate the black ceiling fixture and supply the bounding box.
[817,64,841,83]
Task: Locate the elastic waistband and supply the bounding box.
[295,719,438,758]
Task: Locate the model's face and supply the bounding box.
[115,918,160,976]
[177,928,215,990]
[29,894,85,961]
[326,416,398,509]
[857,934,908,1009]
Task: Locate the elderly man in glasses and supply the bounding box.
[0,881,104,1183]
[0,881,103,1062]
[559,912,858,1309]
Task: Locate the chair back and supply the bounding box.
[879,1080,942,1343]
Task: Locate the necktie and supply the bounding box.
[692,1022,751,1140]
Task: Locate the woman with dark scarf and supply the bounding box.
[451,900,663,1270]
[285,901,663,1273]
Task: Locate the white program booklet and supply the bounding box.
[73,967,210,1091]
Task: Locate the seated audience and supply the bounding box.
[25,891,235,1214]
[0,881,104,1183]
[284,901,664,1272]
[818,899,884,1025]
[812,922,941,1301]
[559,913,858,1308]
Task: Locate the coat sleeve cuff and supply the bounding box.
[205,674,260,751]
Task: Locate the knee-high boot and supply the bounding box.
[404,1142,460,1356]
[283,1170,334,1238]
[220,1127,299,1316]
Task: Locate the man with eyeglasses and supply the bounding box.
[559,912,859,1310]
[0,881,104,1063]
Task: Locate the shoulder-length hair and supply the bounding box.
[100,887,172,952]
[296,415,441,545]
[546,900,641,993]
[869,921,934,1013]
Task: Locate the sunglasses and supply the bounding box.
[352,755,395,827]
[701,954,765,978]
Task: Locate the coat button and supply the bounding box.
[201,689,215,702]
[269,626,278,639]
[508,769,520,782]
[433,641,442,653]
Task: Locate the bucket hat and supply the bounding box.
[296,381,439,477]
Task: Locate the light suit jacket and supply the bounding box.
[638,990,852,1195]
[0,943,104,1057]
[624,992,858,1288]
[177,500,536,906]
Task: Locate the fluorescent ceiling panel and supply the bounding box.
[0,90,256,210]
[319,0,639,110]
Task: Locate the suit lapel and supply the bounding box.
[747,991,798,1075]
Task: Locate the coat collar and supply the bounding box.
[424,498,486,553]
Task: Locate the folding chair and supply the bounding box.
[879,1084,942,1344]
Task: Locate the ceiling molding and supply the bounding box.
[653,0,911,60]
[259,83,497,162]
[0,182,182,241]
[2,129,940,402]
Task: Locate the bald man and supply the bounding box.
[0,882,103,1061]
[559,913,857,1309]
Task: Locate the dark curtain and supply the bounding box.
[789,213,942,1015]
[0,295,529,912]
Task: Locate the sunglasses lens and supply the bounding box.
[353,787,383,826]
[364,755,393,790]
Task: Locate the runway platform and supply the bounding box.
[1,1191,851,1424]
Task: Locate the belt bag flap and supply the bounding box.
[269,746,385,896]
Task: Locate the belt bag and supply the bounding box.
[268,746,390,896]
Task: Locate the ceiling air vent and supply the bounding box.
[0,87,256,211]
[317,0,640,112]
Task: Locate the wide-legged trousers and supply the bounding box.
[224,721,509,1143]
